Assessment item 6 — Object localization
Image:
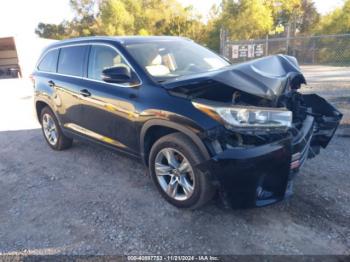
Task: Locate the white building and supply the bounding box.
[0,36,56,79]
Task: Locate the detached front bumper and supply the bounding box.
[197,94,342,208]
[197,120,313,208]
[197,136,293,208]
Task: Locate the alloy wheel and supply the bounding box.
[154,148,195,201]
[42,113,58,146]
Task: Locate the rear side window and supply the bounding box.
[37,49,59,72]
[57,46,88,77]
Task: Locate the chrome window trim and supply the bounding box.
[36,42,142,88]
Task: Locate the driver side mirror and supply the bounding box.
[102,66,132,84]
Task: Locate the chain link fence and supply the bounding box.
[221,33,350,66]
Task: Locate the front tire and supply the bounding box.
[40,107,73,150]
[149,132,214,209]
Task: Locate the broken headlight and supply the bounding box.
[192,101,292,131]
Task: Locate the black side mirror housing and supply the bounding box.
[102,66,132,84]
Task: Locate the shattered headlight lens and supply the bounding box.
[192,101,292,131]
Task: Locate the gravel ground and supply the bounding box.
[0,66,349,255]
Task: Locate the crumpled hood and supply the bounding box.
[162,55,306,101]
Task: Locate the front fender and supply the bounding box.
[140,118,211,165]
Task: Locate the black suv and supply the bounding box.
[33,36,342,209]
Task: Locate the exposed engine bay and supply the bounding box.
[163,55,343,156]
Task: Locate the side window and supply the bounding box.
[37,49,59,72]
[57,46,88,77]
[88,45,130,81]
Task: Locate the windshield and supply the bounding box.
[125,40,230,81]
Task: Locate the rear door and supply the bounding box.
[35,48,60,111]
[54,45,89,129]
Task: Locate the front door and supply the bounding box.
[78,44,140,155]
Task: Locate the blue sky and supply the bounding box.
[0,0,345,37]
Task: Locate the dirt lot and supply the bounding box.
[0,66,349,255]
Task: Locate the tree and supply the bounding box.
[219,0,273,40]
[70,0,97,18]
[35,0,100,38]
[98,0,135,35]
[203,3,224,51]
[35,22,68,40]
[315,0,350,35]
[264,0,319,36]
[35,0,323,47]
[265,0,301,26]
[68,0,100,36]
[298,0,320,34]
[305,0,350,65]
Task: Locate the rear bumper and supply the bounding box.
[196,115,330,208]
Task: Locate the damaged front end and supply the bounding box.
[165,55,343,208]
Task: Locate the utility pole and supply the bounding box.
[220,27,227,56]
[286,22,290,55]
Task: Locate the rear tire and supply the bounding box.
[149,132,214,209]
[40,107,73,150]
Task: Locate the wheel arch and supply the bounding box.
[35,100,50,123]
[35,99,62,126]
[140,119,210,166]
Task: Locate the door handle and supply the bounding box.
[80,89,91,97]
[48,80,55,87]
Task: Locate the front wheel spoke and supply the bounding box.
[163,149,179,168]
[166,177,178,198]
[51,131,57,141]
[178,159,191,173]
[155,163,172,176]
[179,176,193,196]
